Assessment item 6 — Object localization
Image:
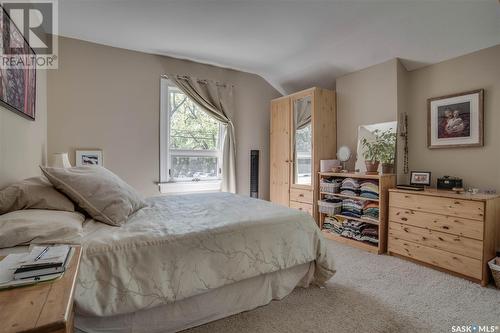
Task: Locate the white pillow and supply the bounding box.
[0,210,85,248]
[40,166,147,226]
[0,177,75,214]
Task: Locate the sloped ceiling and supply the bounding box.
[58,0,500,94]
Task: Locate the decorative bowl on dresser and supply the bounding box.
[388,189,499,286]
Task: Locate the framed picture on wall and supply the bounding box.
[76,150,103,167]
[427,89,484,149]
[0,7,37,120]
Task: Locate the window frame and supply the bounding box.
[159,78,223,193]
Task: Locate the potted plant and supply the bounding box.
[361,129,397,173]
[361,133,381,173]
[377,130,397,174]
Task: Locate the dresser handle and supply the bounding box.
[299,194,304,197]
[401,217,408,221]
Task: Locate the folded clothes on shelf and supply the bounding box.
[322,215,345,234]
[341,198,363,218]
[322,216,379,245]
[359,180,379,200]
[340,178,360,196]
[361,201,379,223]
[360,225,379,244]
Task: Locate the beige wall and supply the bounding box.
[407,44,500,191]
[336,59,399,170]
[406,44,500,250]
[336,46,500,249]
[0,70,47,188]
[47,37,280,198]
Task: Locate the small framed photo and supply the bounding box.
[410,171,431,187]
[427,89,484,149]
[76,150,103,167]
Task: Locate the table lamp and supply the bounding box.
[50,153,72,168]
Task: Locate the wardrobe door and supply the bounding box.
[291,92,313,188]
[270,97,291,206]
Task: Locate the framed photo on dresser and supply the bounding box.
[427,89,484,149]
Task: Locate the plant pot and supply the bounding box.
[364,160,380,173]
[382,163,394,174]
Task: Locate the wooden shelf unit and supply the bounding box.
[318,172,396,254]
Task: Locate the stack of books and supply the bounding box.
[0,245,72,289]
[13,245,72,280]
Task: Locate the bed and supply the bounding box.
[72,192,335,332]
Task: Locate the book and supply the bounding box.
[13,245,71,280]
[0,246,73,289]
[396,184,424,191]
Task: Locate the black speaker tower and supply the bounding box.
[250,150,259,198]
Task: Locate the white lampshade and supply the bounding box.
[50,153,72,168]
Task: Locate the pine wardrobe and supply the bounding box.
[270,87,337,222]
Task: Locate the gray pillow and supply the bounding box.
[0,177,75,214]
[0,209,85,248]
[40,166,146,226]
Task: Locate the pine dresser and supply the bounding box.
[388,188,500,286]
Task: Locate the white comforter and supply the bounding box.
[75,193,335,316]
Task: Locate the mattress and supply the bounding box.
[75,192,336,317]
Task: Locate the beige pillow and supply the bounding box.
[0,209,85,248]
[40,166,147,226]
[0,177,75,214]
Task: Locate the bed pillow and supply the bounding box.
[0,209,85,248]
[40,166,147,226]
[0,177,75,214]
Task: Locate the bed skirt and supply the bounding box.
[75,262,314,333]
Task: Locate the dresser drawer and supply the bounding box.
[388,236,482,280]
[390,192,484,221]
[389,222,483,259]
[389,207,484,240]
[290,188,313,204]
[289,201,313,215]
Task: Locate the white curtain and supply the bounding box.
[294,97,312,130]
[167,75,236,193]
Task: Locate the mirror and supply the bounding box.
[293,96,312,185]
[355,121,397,174]
[337,146,351,172]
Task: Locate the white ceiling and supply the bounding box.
[58,0,500,94]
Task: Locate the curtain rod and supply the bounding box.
[161,74,233,88]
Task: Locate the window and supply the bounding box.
[160,79,223,193]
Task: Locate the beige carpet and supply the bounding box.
[184,241,500,333]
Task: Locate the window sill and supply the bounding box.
[158,180,222,194]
